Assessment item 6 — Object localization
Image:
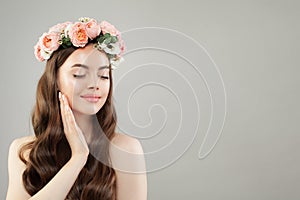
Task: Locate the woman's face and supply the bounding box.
[57,44,110,116]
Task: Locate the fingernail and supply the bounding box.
[58,92,61,99]
[62,94,65,101]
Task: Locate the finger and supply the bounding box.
[62,94,89,151]
[67,109,85,145]
[59,92,68,130]
[67,105,78,129]
[62,95,87,146]
[63,94,75,130]
[59,92,69,132]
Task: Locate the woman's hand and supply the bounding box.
[58,92,89,162]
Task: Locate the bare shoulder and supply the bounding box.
[10,135,36,146]
[109,132,146,172]
[9,135,35,154]
[110,133,148,200]
[6,135,35,200]
[8,135,36,164]
[111,132,144,154]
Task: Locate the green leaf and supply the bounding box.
[98,36,106,43]
[104,33,111,38]
[61,37,72,48]
[104,37,112,44]
[111,36,117,43]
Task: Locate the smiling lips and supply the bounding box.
[81,94,101,103]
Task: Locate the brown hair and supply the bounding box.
[19,45,117,199]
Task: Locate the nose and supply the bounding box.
[87,74,100,90]
[88,85,99,90]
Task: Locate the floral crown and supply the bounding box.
[34,17,125,67]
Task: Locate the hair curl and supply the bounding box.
[19,45,117,199]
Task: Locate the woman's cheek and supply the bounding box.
[104,81,110,96]
[62,79,78,108]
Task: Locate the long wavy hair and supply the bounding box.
[19,44,117,199]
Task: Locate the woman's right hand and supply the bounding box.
[59,92,89,162]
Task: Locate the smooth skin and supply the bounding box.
[6,92,147,200]
[6,45,147,200]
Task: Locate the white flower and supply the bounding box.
[96,41,121,55]
[110,56,124,67]
[105,42,121,55]
[98,42,107,49]
[79,17,90,23]
[64,23,73,37]
[40,49,51,60]
[94,41,124,68]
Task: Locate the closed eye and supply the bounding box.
[101,76,109,79]
[73,74,109,79]
[73,74,85,78]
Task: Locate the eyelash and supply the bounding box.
[101,76,109,80]
[73,75,84,78]
[73,75,109,79]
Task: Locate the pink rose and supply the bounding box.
[49,21,72,33]
[69,22,89,47]
[100,21,120,36]
[85,19,101,39]
[39,32,60,53]
[117,35,125,56]
[34,42,44,62]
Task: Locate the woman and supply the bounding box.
[6,17,147,200]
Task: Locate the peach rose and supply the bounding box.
[34,43,44,62]
[100,21,120,36]
[69,22,89,47]
[85,19,101,39]
[39,32,60,53]
[49,21,72,33]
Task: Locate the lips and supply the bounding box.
[80,94,101,103]
[81,94,101,98]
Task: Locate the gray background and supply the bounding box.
[1,0,299,199]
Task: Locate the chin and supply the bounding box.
[72,104,103,116]
[73,108,101,116]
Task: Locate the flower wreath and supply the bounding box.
[34,17,125,67]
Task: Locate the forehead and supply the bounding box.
[63,45,109,69]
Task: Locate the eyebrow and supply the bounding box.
[71,64,110,70]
